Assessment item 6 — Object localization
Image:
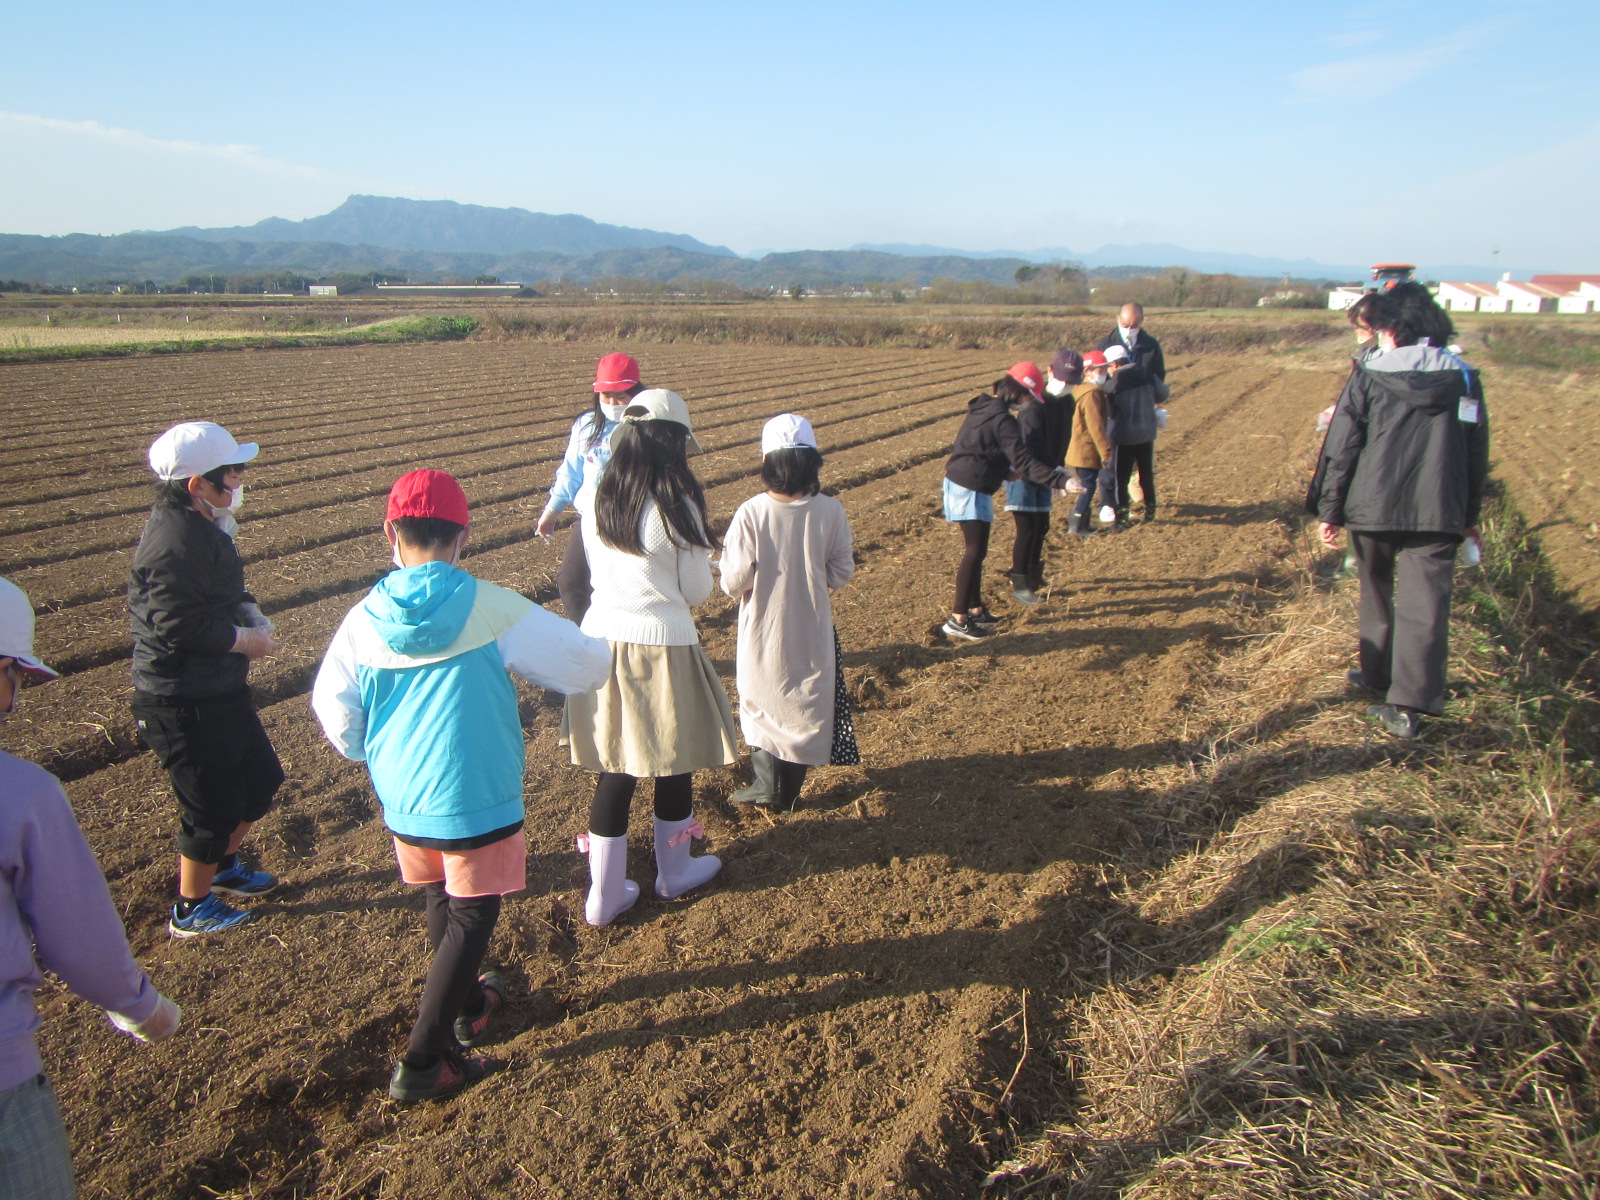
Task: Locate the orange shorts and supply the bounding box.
[392,831,527,897]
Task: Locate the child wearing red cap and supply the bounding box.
[312,470,609,1102]
[940,364,1072,640]
[1065,351,1119,536]
[535,352,645,622]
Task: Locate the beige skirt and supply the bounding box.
[562,642,739,777]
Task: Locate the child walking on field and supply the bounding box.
[563,390,737,926]
[720,415,857,813]
[312,470,608,1103]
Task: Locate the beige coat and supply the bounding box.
[1066,383,1113,470]
[719,492,854,764]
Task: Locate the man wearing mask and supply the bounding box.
[1,577,180,1197]
[129,422,284,937]
[1096,302,1168,525]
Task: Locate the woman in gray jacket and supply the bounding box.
[1307,283,1488,738]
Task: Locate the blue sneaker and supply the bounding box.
[169,894,257,937]
[210,858,277,896]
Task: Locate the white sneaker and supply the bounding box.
[1099,505,1117,524]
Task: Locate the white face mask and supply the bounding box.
[1120,325,1140,342]
[601,402,628,422]
[1087,371,1109,388]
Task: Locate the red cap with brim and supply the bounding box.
[386,470,470,527]
[1007,361,1045,401]
[593,352,642,392]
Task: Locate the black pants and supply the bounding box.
[1351,532,1457,716]
[1115,441,1155,515]
[408,884,501,1063]
[952,520,992,613]
[1010,511,1050,575]
[557,521,592,624]
[589,772,693,838]
[131,688,284,863]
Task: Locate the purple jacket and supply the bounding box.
[0,751,157,1092]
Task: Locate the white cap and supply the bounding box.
[761,413,818,457]
[0,577,58,679]
[1102,344,1131,365]
[623,389,704,454]
[148,422,259,480]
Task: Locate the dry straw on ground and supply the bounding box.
[992,502,1600,1199]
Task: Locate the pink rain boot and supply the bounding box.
[579,833,639,926]
[654,814,722,900]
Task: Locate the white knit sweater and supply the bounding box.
[577,498,712,646]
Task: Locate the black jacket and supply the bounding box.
[1306,345,1488,534]
[1096,328,1165,445]
[129,504,255,698]
[1018,394,1071,470]
[944,394,1067,494]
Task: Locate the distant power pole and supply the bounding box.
[1491,247,1500,278]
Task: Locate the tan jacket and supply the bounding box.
[1066,384,1113,469]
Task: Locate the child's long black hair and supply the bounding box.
[595,419,719,555]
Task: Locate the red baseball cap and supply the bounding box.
[1007,361,1045,401]
[1081,350,1110,369]
[593,352,641,392]
[386,470,470,527]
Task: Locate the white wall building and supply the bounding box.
[1437,281,1498,312]
[1326,286,1364,310]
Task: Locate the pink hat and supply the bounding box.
[593,353,641,392]
[1007,361,1045,401]
[386,470,470,527]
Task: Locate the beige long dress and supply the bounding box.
[719,492,854,765]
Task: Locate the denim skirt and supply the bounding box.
[942,478,994,523]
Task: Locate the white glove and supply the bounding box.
[231,625,278,659]
[235,601,274,632]
[110,993,181,1043]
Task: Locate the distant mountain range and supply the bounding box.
[0,195,1515,288]
[146,195,740,259]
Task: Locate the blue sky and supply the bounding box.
[2,0,1595,270]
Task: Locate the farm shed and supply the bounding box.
[1326,286,1363,310]
[1499,280,1561,313]
[1437,281,1499,312]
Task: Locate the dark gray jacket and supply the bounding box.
[945,394,1067,494]
[1306,345,1488,534]
[1096,329,1166,445]
[128,504,253,698]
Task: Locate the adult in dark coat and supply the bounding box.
[1096,302,1167,524]
[1306,283,1487,738]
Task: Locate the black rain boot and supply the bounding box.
[771,760,809,814]
[1067,514,1089,539]
[1006,570,1042,607]
[731,748,779,806]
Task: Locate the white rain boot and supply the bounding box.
[653,814,721,900]
[579,833,639,927]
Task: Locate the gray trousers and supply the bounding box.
[1351,531,1458,716]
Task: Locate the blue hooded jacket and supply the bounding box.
[353,562,527,841]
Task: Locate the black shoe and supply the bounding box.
[1366,704,1420,739]
[1345,669,1382,694]
[453,972,505,1049]
[1006,572,1043,607]
[1141,507,1156,524]
[943,615,990,642]
[967,609,1001,629]
[389,1050,490,1103]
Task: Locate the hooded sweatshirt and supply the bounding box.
[1307,344,1488,534]
[311,562,609,842]
[944,394,1068,494]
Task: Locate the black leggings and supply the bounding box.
[1010,511,1050,574]
[556,521,593,623]
[952,520,992,614]
[407,885,502,1064]
[589,772,693,838]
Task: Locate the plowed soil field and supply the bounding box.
[0,338,1580,1198]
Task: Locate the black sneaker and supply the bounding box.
[967,609,1001,629]
[453,972,506,1049]
[1345,669,1381,694]
[942,615,990,642]
[1366,703,1420,739]
[389,1050,491,1103]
